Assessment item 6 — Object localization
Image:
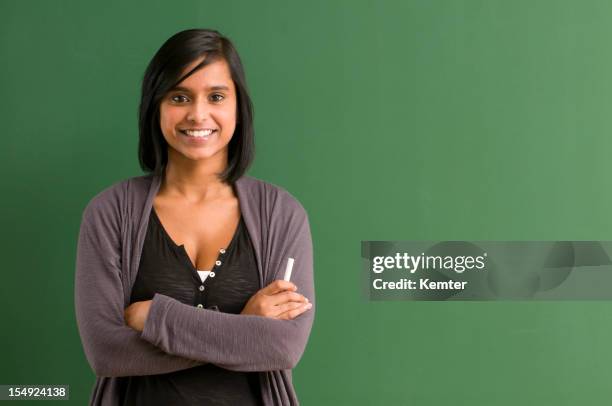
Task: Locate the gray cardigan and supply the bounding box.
[74,173,315,405]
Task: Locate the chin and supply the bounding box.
[190,149,226,161]
[184,151,215,160]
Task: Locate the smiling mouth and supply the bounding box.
[179,129,218,138]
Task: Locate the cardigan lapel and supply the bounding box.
[235,175,267,290]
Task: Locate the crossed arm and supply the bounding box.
[74,200,315,377]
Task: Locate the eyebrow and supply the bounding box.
[169,85,230,92]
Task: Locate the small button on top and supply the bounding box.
[196,304,204,308]
[199,285,205,291]
[209,272,216,278]
[215,260,222,266]
[220,248,226,254]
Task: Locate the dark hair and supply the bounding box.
[138,29,254,184]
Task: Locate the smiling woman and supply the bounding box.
[159,57,237,161]
[138,29,255,184]
[75,28,315,406]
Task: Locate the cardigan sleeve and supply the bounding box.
[74,197,205,377]
[140,204,316,372]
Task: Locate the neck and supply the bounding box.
[160,148,232,203]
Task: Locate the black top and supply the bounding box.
[118,207,263,406]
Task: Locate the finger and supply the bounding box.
[261,279,297,295]
[274,301,307,316]
[277,303,313,320]
[269,291,308,306]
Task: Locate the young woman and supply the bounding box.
[75,28,315,405]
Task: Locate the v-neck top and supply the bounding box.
[117,207,263,406]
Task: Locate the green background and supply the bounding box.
[2,0,611,404]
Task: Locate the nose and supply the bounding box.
[186,97,211,123]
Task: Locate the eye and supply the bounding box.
[210,93,225,102]
[170,95,188,103]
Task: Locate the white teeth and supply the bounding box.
[183,129,215,137]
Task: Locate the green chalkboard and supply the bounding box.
[1,0,611,404]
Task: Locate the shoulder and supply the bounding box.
[236,175,309,220]
[80,174,153,223]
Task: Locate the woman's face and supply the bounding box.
[159,56,237,165]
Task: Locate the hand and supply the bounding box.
[124,300,152,332]
[241,280,312,320]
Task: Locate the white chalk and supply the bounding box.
[283,257,295,281]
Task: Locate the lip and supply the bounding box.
[179,128,218,131]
